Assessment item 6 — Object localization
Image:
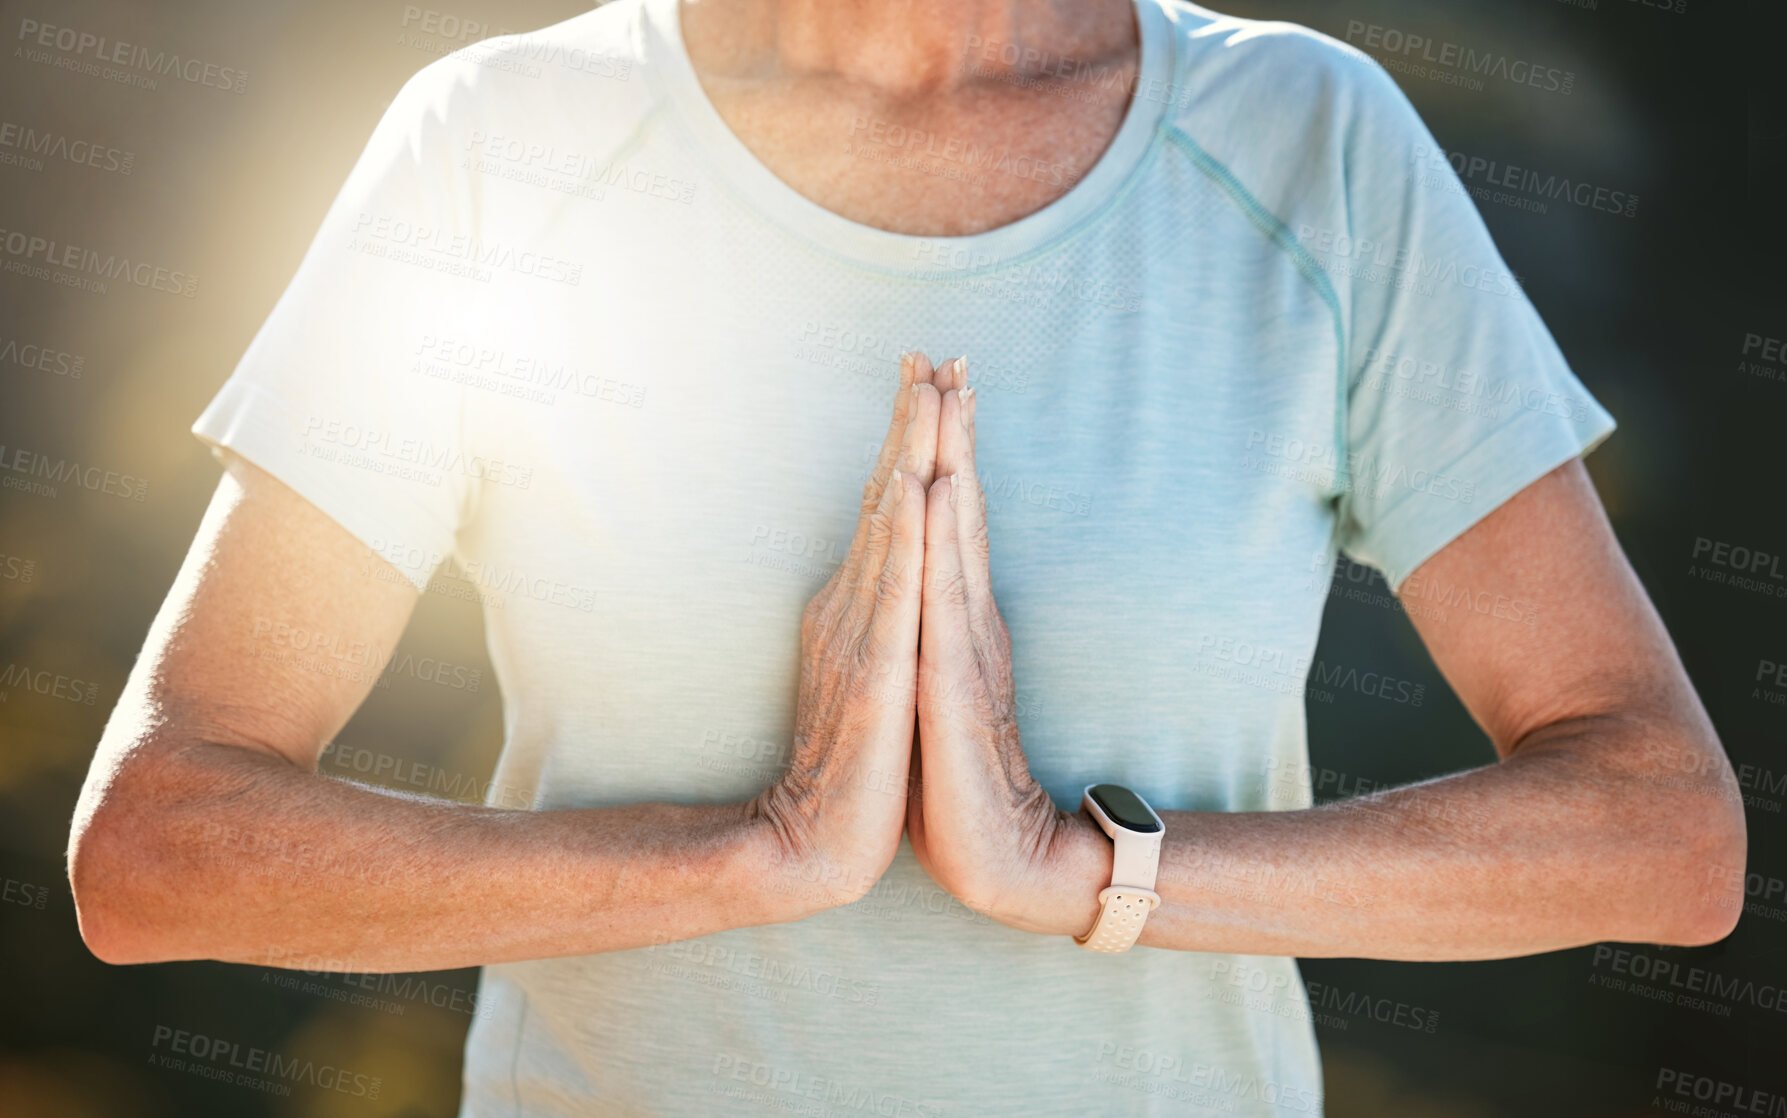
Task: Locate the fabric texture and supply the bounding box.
[193,0,1615,1113]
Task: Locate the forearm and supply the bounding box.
[70,741,813,971]
[1028,719,1744,959]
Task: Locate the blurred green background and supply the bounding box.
[2,0,1784,1114]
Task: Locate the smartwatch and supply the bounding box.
[1073,783,1164,954]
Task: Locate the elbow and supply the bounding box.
[71,735,290,965]
[1645,783,1747,947]
[68,796,177,966]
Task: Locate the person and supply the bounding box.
[68,0,1744,1113]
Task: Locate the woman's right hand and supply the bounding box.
[750,353,941,913]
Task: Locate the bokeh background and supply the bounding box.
[3,0,1784,1114]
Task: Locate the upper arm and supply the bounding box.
[1398,459,1717,765]
[89,455,420,776]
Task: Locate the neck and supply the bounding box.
[680,0,1139,94]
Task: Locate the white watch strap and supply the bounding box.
[1073,885,1161,953]
[1074,785,1164,954]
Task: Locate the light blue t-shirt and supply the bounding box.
[193,0,1614,1113]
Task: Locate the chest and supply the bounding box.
[447,150,1354,810]
[457,258,1343,723]
[459,161,1349,607]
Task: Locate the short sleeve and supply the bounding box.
[1325,63,1615,592]
[193,62,480,591]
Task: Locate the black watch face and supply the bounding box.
[1088,784,1161,833]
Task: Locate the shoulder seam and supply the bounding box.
[1161,124,1350,494]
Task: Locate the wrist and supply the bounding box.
[989,807,1113,937]
[736,794,885,923]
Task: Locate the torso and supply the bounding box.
[679,1,1141,236]
[394,0,1385,1109]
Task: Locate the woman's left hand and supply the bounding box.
[905,357,1110,937]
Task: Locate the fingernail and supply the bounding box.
[910,383,920,399]
[891,469,904,502]
[957,356,969,380]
